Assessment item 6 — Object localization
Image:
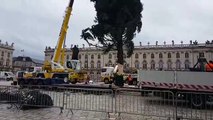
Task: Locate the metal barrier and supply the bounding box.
[1,85,213,120]
[175,92,213,120]
[0,86,20,104]
[115,88,175,120]
[0,85,64,110]
[63,88,114,115]
[23,86,64,109]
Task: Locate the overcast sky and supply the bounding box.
[0,0,213,60]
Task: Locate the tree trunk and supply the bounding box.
[116,28,124,75]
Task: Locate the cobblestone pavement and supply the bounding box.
[0,104,111,120]
[0,104,174,120]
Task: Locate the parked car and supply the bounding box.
[0,71,16,81]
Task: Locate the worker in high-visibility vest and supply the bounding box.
[127,74,132,82]
[206,60,213,72]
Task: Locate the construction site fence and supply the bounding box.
[0,85,213,120]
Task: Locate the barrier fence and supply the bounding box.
[0,85,213,120]
[175,92,213,120]
[115,89,175,119]
[63,87,113,113]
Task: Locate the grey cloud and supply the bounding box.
[138,0,213,45]
[0,0,212,60]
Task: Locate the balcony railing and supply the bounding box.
[45,43,213,52]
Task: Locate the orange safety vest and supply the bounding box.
[127,75,132,81]
[206,63,213,72]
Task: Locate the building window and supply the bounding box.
[109,53,112,59]
[142,60,147,69]
[98,54,101,59]
[108,60,112,66]
[143,53,146,59]
[6,61,9,66]
[90,72,94,80]
[7,53,10,58]
[168,53,171,58]
[159,53,163,59]
[176,53,180,58]
[6,60,10,67]
[97,71,101,81]
[176,60,181,70]
[84,61,88,68]
[135,53,139,59]
[199,52,204,58]
[97,61,101,68]
[185,60,190,69]
[150,60,155,70]
[167,60,172,70]
[91,61,94,68]
[135,60,139,69]
[151,53,154,59]
[158,60,164,70]
[85,54,88,59]
[185,52,189,58]
[1,51,4,56]
[91,54,94,59]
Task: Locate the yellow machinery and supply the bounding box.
[42,0,88,84]
[43,0,74,73]
[18,0,88,85]
[101,66,138,85]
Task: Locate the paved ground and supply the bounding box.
[0,104,111,120]
[0,81,13,86]
[0,104,174,120]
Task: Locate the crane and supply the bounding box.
[42,0,87,83]
[18,0,88,86]
[43,0,75,73]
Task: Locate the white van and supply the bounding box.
[0,71,16,81]
[101,67,115,84]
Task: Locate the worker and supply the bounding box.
[206,60,213,72]
[127,74,132,82]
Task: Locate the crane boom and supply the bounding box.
[18,0,89,86]
[52,0,74,63]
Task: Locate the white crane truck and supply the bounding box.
[101,66,138,85]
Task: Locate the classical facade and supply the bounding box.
[44,41,213,81]
[0,40,14,71]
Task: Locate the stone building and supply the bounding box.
[0,40,14,71]
[13,56,43,72]
[44,41,213,81]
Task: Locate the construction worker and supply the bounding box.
[127,74,132,82]
[206,60,213,72]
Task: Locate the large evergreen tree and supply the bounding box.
[81,0,143,75]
